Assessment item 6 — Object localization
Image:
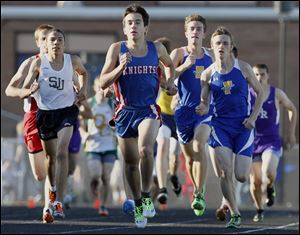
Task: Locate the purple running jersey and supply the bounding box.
[250,86,282,155]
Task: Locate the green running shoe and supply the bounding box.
[226,214,241,228]
[253,212,264,222]
[191,193,206,216]
[142,197,156,218]
[134,205,147,228]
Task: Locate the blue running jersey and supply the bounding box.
[174,47,213,144]
[210,59,251,121]
[208,59,254,157]
[176,47,213,108]
[114,41,159,108]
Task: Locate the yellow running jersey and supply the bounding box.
[157,90,174,115]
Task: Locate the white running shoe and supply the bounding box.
[53,201,65,219]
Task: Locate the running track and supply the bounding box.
[1,206,299,234]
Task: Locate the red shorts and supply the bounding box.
[23,111,43,154]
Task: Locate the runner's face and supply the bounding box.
[185,21,205,44]
[123,13,147,40]
[211,35,232,60]
[253,67,269,84]
[47,31,65,55]
[36,30,48,54]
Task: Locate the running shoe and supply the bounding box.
[170,175,182,196]
[226,214,241,228]
[142,197,156,218]
[266,186,275,207]
[53,201,65,219]
[134,205,147,228]
[157,188,168,204]
[42,207,54,224]
[99,206,109,216]
[191,192,206,216]
[123,199,135,216]
[216,205,229,221]
[253,212,264,222]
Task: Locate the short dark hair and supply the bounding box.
[123,4,149,26]
[253,64,269,73]
[47,28,65,41]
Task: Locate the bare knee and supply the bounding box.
[251,177,262,189]
[139,146,153,159]
[236,175,247,183]
[266,170,275,181]
[193,142,206,153]
[125,161,139,171]
[33,172,47,181]
[185,157,193,167]
[56,149,68,159]
[101,174,110,186]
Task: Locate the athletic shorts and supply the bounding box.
[87,150,117,163]
[174,106,211,144]
[114,104,161,138]
[36,104,79,141]
[253,135,282,156]
[161,113,178,140]
[252,147,283,162]
[209,117,254,157]
[23,111,43,153]
[68,119,81,153]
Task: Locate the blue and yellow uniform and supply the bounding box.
[113,41,161,138]
[174,47,213,144]
[209,59,254,157]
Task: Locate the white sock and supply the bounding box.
[49,185,56,192]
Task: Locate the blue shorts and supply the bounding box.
[174,106,211,144]
[209,117,254,157]
[114,105,160,138]
[161,113,177,140]
[87,150,117,163]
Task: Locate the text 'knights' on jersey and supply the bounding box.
[35,53,75,110]
[176,47,213,108]
[114,41,159,108]
[210,58,251,119]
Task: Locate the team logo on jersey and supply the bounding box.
[193,66,204,79]
[221,80,235,95]
[49,77,64,90]
[123,65,157,75]
[258,109,268,119]
[94,113,110,135]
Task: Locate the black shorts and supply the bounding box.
[161,113,178,140]
[36,104,79,141]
